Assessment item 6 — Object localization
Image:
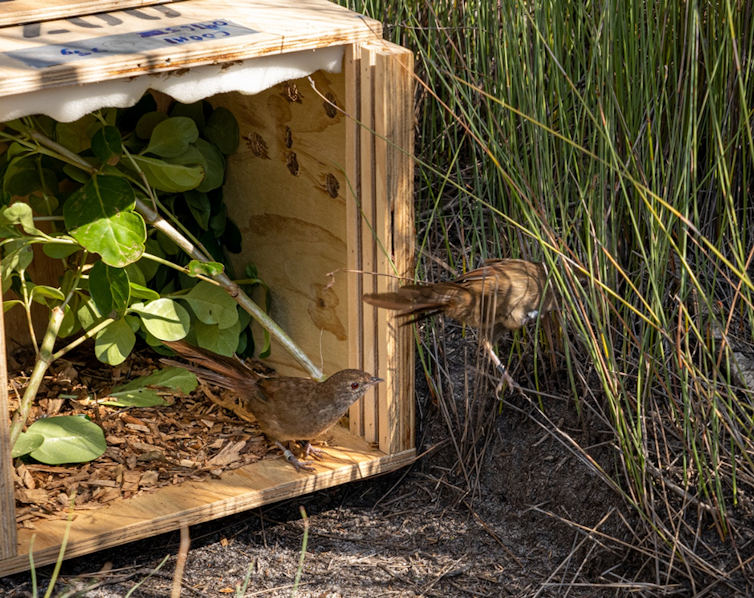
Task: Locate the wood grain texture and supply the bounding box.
[359,46,379,445]
[345,43,365,438]
[0,0,175,28]
[0,427,415,576]
[0,0,382,98]
[368,41,415,454]
[0,295,18,560]
[212,71,351,380]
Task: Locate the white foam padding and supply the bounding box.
[0,45,344,123]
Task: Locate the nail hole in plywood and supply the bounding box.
[286,151,299,175]
[244,132,269,159]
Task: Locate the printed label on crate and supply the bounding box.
[6,20,258,69]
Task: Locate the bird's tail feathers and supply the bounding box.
[161,340,258,395]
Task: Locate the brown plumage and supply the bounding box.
[363,258,560,391]
[161,340,383,472]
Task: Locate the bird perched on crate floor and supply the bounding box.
[161,340,383,472]
[363,258,567,393]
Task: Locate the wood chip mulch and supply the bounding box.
[7,346,270,528]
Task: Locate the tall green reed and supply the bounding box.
[341,0,754,554]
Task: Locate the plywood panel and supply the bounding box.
[367,41,415,454]
[212,71,350,379]
[0,0,175,28]
[0,426,415,576]
[0,295,17,560]
[0,0,382,98]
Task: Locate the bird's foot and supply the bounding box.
[275,441,315,473]
[303,442,329,461]
[495,364,522,395]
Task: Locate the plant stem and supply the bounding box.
[9,305,65,447]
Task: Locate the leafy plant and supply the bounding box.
[0,92,283,459]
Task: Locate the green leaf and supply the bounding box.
[129,282,160,301]
[129,155,204,193]
[3,299,22,313]
[95,318,136,365]
[183,190,211,230]
[135,111,168,140]
[124,262,146,287]
[195,318,240,356]
[91,125,123,166]
[180,281,238,329]
[3,156,38,196]
[12,432,44,458]
[1,239,34,277]
[194,138,225,192]
[42,241,81,259]
[27,415,106,464]
[204,107,240,155]
[156,229,181,255]
[2,202,43,236]
[30,284,65,305]
[186,260,224,277]
[56,114,97,153]
[113,365,198,395]
[63,175,146,267]
[89,260,130,317]
[145,116,199,158]
[59,302,81,338]
[99,388,166,408]
[62,164,91,184]
[170,101,205,131]
[130,298,190,340]
[77,298,102,331]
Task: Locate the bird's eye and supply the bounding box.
[351,382,360,389]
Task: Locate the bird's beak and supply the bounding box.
[370,377,385,386]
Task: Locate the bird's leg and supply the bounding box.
[480,338,521,394]
[302,441,328,461]
[275,441,315,473]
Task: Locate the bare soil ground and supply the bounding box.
[2,325,751,597]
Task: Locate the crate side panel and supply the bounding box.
[210,71,350,378]
[0,0,381,98]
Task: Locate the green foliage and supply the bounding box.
[0,93,266,368]
[99,366,198,407]
[344,0,754,586]
[0,93,274,466]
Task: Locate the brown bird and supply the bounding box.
[363,258,561,392]
[160,340,383,472]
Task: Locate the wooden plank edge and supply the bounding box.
[0,294,18,560]
[0,1,177,29]
[369,41,415,454]
[359,44,378,445]
[0,447,416,577]
[345,43,364,438]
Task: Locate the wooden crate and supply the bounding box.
[0,0,414,576]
